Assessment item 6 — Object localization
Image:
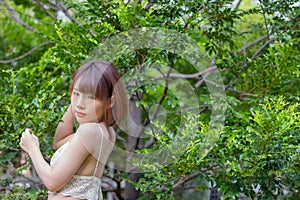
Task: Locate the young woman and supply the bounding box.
[20,60,128,200]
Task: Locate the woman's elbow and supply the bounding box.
[46,182,63,192]
[52,141,58,150]
[44,177,65,192]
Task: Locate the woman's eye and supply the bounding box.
[73,91,79,96]
[88,96,95,100]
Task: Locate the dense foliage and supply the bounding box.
[0,0,299,199]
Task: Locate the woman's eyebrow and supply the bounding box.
[73,88,79,91]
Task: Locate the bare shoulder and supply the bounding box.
[76,123,112,140]
[76,122,115,143]
[77,123,99,134]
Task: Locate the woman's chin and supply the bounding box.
[76,118,99,125]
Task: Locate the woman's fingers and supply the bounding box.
[20,129,33,151]
[20,129,40,153]
[25,128,32,134]
[22,129,34,138]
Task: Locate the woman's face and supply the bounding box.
[71,79,106,125]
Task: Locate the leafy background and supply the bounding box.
[0,0,299,199]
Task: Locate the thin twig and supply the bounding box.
[151,60,173,121]
[153,66,217,80]
[258,0,270,40]
[0,42,51,64]
[183,5,203,29]
[227,87,257,97]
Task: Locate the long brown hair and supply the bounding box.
[70,60,128,127]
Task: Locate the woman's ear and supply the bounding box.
[110,95,115,108]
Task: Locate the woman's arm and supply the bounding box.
[20,127,92,192]
[53,105,75,150]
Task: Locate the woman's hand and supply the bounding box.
[20,128,40,154]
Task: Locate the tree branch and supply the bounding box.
[153,66,217,80]
[227,87,258,98]
[4,4,38,33]
[182,5,203,29]
[173,171,200,190]
[57,2,81,25]
[223,20,290,93]
[195,66,221,88]
[103,174,121,185]
[223,38,275,91]
[151,54,219,89]
[143,137,156,148]
[173,164,219,190]
[235,0,243,9]
[156,105,212,117]
[57,1,95,36]
[0,42,51,64]
[46,0,56,8]
[258,0,270,40]
[151,60,173,121]
[34,0,56,20]
[250,38,275,60]
[237,35,268,54]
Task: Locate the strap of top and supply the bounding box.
[93,124,104,176]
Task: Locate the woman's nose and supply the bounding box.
[76,97,85,109]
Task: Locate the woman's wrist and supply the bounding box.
[28,146,41,158]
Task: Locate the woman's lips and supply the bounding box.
[75,111,86,117]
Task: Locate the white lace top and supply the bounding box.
[49,124,105,200]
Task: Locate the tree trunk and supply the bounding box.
[124,95,143,200]
[210,187,221,200]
